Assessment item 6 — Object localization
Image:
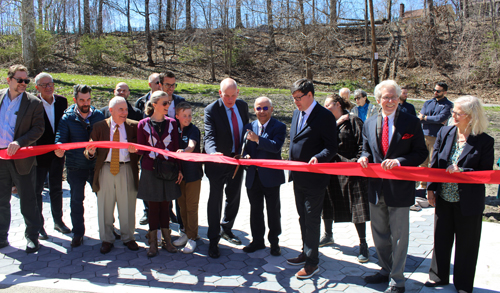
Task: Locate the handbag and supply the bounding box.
[149,119,178,181]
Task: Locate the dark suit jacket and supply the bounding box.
[35,94,68,167]
[100,100,143,122]
[244,118,286,189]
[361,110,428,207]
[427,126,494,216]
[85,118,140,193]
[135,92,185,118]
[289,102,338,188]
[0,89,45,175]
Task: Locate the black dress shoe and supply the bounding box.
[0,240,9,249]
[208,242,220,258]
[139,211,148,225]
[54,222,71,234]
[384,286,405,293]
[364,272,389,284]
[26,239,40,253]
[424,279,449,287]
[100,242,114,254]
[71,236,84,247]
[243,242,265,253]
[38,228,49,240]
[270,245,281,256]
[220,230,242,245]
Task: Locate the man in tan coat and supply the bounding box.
[85,97,140,254]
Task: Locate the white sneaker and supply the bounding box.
[410,204,422,211]
[183,239,196,254]
[173,233,188,246]
[416,197,430,208]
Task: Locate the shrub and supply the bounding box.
[78,35,131,67]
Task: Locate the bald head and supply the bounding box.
[339,88,350,99]
[148,73,162,92]
[114,82,130,99]
[219,78,239,108]
[254,96,273,107]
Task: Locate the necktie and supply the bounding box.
[260,126,265,136]
[382,116,389,156]
[230,107,240,152]
[299,111,306,131]
[110,125,120,176]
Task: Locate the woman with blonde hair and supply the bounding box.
[137,91,183,257]
[425,95,493,293]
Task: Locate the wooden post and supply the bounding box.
[369,0,379,84]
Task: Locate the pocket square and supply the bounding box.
[402,133,414,139]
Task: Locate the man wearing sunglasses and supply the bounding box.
[33,72,71,240]
[55,84,104,248]
[135,73,162,117]
[416,82,453,191]
[242,97,286,257]
[0,64,45,253]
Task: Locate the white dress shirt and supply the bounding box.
[41,96,56,132]
[105,120,130,163]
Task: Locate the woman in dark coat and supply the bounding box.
[425,95,493,293]
[320,93,371,263]
[137,90,183,257]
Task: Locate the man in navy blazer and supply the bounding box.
[34,72,71,240]
[242,97,286,256]
[287,79,338,279]
[204,78,249,258]
[358,80,427,293]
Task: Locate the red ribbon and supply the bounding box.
[1,141,499,184]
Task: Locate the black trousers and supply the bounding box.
[0,160,41,243]
[35,156,65,227]
[247,172,281,246]
[206,163,243,242]
[429,195,482,293]
[293,183,325,266]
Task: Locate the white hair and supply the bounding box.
[109,96,127,109]
[454,95,488,136]
[35,72,53,85]
[339,88,350,97]
[148,73,160,83]
[374,80,401,101]
[255,96,273,107]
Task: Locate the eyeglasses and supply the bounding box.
[256,106,269,111]
[37,82,54,88]
[163,83,176,88]
[354,96,364,100]
[292,93,307,101]
[381,96,398,101]
[12,77,30,84]
[162,101,172,106]
[451,110,466,117]
[434,89,443,93]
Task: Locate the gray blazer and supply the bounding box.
[0,89,45,175]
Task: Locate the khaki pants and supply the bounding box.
[418,135,437,189]
[97,163,137,243]
[178,179,201,240]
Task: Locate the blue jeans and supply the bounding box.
[66,168,94,237]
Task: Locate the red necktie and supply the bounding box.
[382,116,389,156]
[230,107,240,152]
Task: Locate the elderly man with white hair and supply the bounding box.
[85,97,140,254]
[339,87,356,110]
[358,80,427,293]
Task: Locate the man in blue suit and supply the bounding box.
[358,80,428,293]
[242,97,286,256]
[204,78,249,258]
[287,79,338,279]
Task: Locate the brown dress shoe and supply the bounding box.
[124,240,139,251]
[295,264,319,279]
[71,236,84,247]
[287,253,306,266]
[100,242,114,254]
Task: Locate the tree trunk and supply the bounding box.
[299,0,305,28]
[127,0,131,33]
[83,0,90,34]
[158,0,162,31]
[145,0,154,66]
[166,0,171,30]
[78,0,82,34]
[38,0,43,27]
[312,0,315,24]
[463,0,469,18]
[267,0,276,51]
[186,0,192,30]
[236,0,244,28]
[22,0,39,72]
[428,0,435,27]
[286,0,290,30]
[62,1,66,34]
[97,0,103,35]
[364,0,369,45]
[387,0,392,22]
[369,0,378,84]
[330,0,337,25]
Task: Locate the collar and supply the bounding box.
[381,111,396,121]
[6,89,23,102]
[258,119,270,129]
[40,95,55,106]
[223,102,238,112]
[110,118,125,130]
[302,100,317,116]
[75,106,93,120]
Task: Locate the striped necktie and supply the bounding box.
[110,125,120,176]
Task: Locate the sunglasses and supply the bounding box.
[162,101,172,106]
[434,89,443,93]
[12,77,30,84]
[256,106,269,111]
[154,81,161,85]
[354,96,364,100]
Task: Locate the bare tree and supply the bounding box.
[330,0,337,25]
[78,0,81,34]
[236,0,243,28]
[166,0,171,30]
[186,0,192,30]
[364,0,368,45]
[97,0,103,35]
[158,0,163,31]
[38,0,43,26]
[267,0,276,51]
[145,0,154,66]
[83,0,90,34]
[127,0,131,32]
[387,0,391,22]
[22,0,39,71]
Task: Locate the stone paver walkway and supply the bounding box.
[1,176,499,292]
